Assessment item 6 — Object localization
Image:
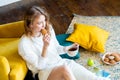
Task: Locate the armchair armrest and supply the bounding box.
[0,56,10,80]
[0,21,25,38]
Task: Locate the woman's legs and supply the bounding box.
[47,65,76,80]
[68,60,110,80]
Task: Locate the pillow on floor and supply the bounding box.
[56,34,80,60]
[66,23,109,52]
[56,34,72,46]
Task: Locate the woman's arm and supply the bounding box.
[18,39,47,70]
[50,25,67,54]
[50,25,79,55]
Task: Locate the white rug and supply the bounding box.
[66,14,120,80]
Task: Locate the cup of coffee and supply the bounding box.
[67,46,79,57]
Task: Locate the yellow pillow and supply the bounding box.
[66,23,109,52]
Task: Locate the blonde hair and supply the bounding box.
[24,6,50,36]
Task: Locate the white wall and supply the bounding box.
[0,0,21,7]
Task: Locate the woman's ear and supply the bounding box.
[30,24,33,28]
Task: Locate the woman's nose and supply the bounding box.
[42,22,45,28]
[41,26,45,30]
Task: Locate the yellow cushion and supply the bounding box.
[0,38,28,80]
[66,23,109,52]
[0,56,10,80]
[10,60,27,80]
[0,21,25,38]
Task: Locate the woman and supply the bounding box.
[18,6,110,80]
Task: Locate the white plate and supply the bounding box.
[102,52,120,65]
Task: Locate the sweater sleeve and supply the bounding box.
[18,38,47,70]
[50,26,67,54]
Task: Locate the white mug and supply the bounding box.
[66,45,79,57]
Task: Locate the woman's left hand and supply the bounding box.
[71,43,79,48]
[64,43,79,53]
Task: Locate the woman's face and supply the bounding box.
[31,15,46,33]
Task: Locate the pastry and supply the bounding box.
[41,29,47,35]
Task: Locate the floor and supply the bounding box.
[0,0,120,34]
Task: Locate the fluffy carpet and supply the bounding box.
[66,14,120,80]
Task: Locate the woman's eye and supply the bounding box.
[37,22,42,25]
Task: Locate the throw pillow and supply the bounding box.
[66,23,109,52]
[56,34,72,46]
[56,34,80,59]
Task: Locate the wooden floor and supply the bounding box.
[0,0,120,34]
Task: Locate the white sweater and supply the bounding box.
[18,27,67,75]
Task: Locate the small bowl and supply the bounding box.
[102,52,120,65]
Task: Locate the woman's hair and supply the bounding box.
[24,6,50,36]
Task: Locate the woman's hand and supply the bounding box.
[64,43,79,53]
[41,33,51,57]
[43,33,51,48]
[72,43,79,48]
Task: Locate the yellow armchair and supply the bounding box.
[0,21,28,80]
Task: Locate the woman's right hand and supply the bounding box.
[43,33,51,48]
[42,34,51,57]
